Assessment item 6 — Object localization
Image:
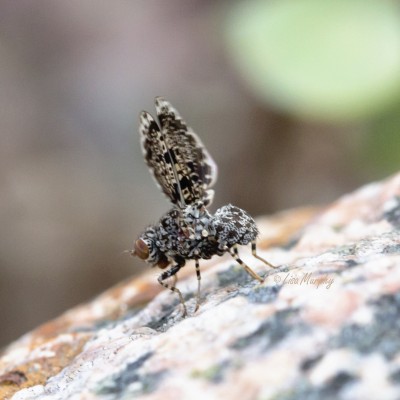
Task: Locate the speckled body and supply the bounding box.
[139,203,259,268]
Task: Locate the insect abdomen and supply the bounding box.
[213,204,258,248]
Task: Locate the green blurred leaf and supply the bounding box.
[362,104,400,176]
[225,0,400,121]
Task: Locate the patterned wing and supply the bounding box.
[139,111,183,205]
[139,97,217,208]
[154,97,217,207]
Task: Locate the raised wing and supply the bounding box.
[139,97,217,208]
[139,111,182,205]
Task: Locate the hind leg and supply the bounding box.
[194,259,201,312]
[158,264,187,317]
[251,241,277,269]
[171,274,178,288]
[227,246,264,282]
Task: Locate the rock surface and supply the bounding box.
[1,173,400,400]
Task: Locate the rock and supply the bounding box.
[1,173,400,400]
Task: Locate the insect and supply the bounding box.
[132,97,276,316]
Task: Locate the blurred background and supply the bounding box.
[1,0,400,347]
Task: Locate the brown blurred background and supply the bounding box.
[1,0,400,347]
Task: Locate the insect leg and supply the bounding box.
[171,274,178,288]
[194,259,201,312]
[251,241,277,269]
[226,246,264,283]
[158,264,187,317]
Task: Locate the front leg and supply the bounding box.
[158,263,187,317]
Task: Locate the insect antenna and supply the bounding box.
[120,249,135,257]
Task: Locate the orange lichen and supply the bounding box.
[0,333,90,400]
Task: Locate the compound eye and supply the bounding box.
[134,239,149,260]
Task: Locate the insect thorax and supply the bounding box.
[138,203,259,268]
